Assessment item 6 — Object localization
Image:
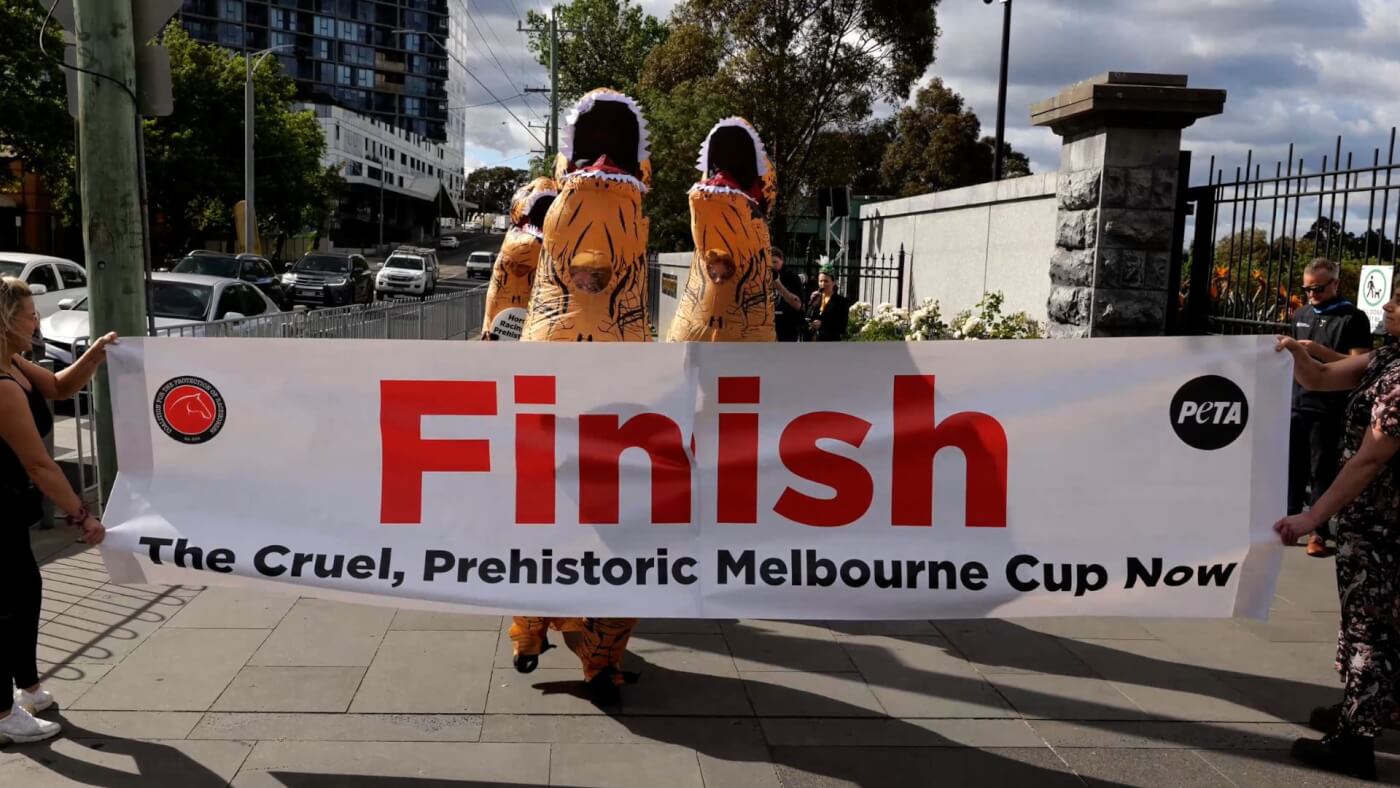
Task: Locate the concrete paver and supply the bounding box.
[9,537,1391,787]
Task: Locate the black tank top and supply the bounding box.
[0,370,52,521]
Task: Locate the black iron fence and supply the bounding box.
[787,245,909,308]
[1177,129,1400,336]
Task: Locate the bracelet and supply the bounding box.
[65,506,90,526]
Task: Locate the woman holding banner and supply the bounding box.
[0,277,113,744]
[1274,290,1400,781]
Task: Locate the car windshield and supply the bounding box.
[0,260,25,278]
[70,281,213,320]
[386,256,423,271]
[294,255,350,273]
[172,255,239,278]
[470,254,492,262]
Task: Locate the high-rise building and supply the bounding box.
[175,0,468,247]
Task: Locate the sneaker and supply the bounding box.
[1291,733,1377,780]
[13,687,54,714]
[0,705,61,744]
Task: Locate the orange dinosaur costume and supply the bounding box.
[510,89,652,704]
[481,177,557,340]
[667,117,777,342]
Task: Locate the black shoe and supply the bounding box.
[585,670,622,707]
[1309,703,1342,734]
[1291,733,1377,780]
[512,637,553,674]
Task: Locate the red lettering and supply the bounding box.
[717,376,759,524]
[773,412,873,527]
[579,414,692,524]
[380,380,494,525]
[514,376,556,524]
[890,375,1007,527]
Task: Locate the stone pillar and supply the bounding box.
[1032,73,1225,337]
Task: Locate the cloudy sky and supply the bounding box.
[455,0,1400,193]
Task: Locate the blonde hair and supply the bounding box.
[0,276,34,362]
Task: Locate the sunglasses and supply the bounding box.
[1300,283,1334,294]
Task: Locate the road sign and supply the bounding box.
[1359,265,1392,333]
[42,0,179,117]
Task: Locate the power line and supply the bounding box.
[403,28,546,149]
[461,0,543,124]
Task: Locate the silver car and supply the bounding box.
[0,252,88,319]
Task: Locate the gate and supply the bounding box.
[788,245,909,308]
[1176,129,1400,335]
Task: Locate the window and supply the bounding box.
[314,16,334,38]
[337,20,364,42]
[271,31,295,49]
[398,176,404,187]
[215,285,244,319]
[355,68,373,88]
[239,285,268,316]
[59,265,86,288]
[221,1,243,21]
[270,8,286,29]
[336,65,352,85]
[218,22,242,46]
[314,38,331,60]
[25,264,59,292]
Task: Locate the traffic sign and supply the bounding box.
[40,0,179,117]
[1359,265,1392,333]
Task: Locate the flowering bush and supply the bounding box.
[844,291,1041,341]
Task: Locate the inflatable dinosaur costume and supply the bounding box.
[481,178,557,340]
[666,117,777,342]
[510,89,652,705]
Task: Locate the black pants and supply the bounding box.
[775,318,801,342]
[0,514,42,711]
[1289,410,1344,538]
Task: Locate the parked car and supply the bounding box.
[169,250,291,309]
[281,251,374,308]
[376,248,439,298]
[40,273,281,369]
[466,250,494,278]
[0,252,88,318]
[438,235,460,249]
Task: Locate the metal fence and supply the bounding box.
[1177,129,1400,335]
[153,287,486,341]
[788,246,909,308]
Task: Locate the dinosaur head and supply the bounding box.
[692,117,775,215]
[508,177,558,241]
[555,88,652,192]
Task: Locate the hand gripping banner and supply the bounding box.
[100,335,1289,624]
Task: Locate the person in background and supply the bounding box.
[0,277,113,745]
[1289,258,1374,557]
[805,266,849,341]
[770,248,804,342]
[1273,281,1400,780]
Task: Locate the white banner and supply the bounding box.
[99,336,1290,620]
[1360,265,1393,333]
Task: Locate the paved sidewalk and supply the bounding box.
[4,529,1398,787]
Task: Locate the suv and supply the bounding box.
[376,248,439,298]
[282,251,374,307]
[171,250,290,309]
[0,253,87,318]
[466,250,494,279]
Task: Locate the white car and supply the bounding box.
[438,235,460,249]
[41,272,281,367]
[466,251,494,278]
[0,252,88,319]
[375,251,438,297]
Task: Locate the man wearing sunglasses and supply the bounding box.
[1289,257,1375,556]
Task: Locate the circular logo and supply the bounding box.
[153,376,225,444]
[1363,269,1388,308]
[1170,375,1249,451]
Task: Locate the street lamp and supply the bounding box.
[245,44,295,256]
[984,0,1013,181]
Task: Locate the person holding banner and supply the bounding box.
[1274,293,1400,780]
[0,277,112,744]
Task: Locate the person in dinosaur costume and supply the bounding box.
[510,88,652,705]
[666,117,777,342]
[481,178,557,340]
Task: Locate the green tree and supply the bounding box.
[880,78,1029,197]
[525,0,670,103]
[143,25,342,261]
[0,0,77,220]
[644,0,941,240]
[982,136,1031,179]
[463,166,529,216]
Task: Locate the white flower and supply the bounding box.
[962,316,981,334]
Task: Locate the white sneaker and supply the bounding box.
[14,687,54,714]
[0,705,61,744]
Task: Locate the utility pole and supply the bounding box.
[519,8,579,162]
[72,0,148,504]
[987,0,1013,181]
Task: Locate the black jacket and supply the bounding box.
[805,290,850,341]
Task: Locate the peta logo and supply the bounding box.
[1170,375,1248,450]
[153,376,226,445]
